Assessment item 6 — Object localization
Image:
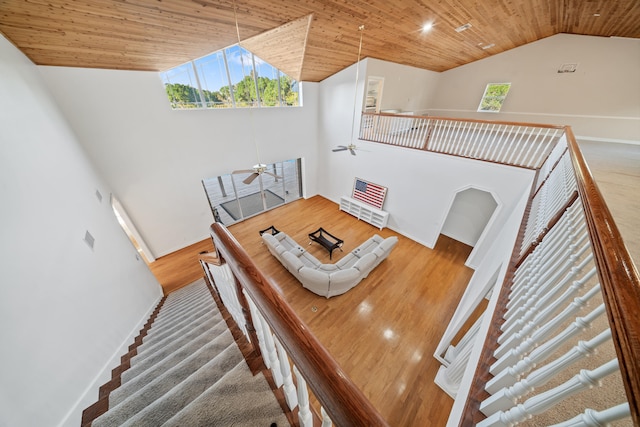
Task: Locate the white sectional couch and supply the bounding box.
[262,231,398,298]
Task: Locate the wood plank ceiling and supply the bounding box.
[0,0,638,82]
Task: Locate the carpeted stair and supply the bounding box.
[83,279,288,427]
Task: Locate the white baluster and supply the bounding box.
[246,298,270,369]
[258,315,284,387]
[550,403,630,427]
[509,228,588,311]
[497,261,595,353]
[274,337,298,410]
[482,329,612,415]
[443,314,484,366]
[491,302,606,377]
[435,317,480,397]
[293,365,314,427]
[501,267,598,359]
[479,359,620,427]
[321,406,333,427]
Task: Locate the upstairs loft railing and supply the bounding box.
[360,112,564,169]
[202,113,639,425]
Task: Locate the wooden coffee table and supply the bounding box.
[308,227,344,259]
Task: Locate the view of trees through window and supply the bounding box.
[161,45,300,110]
[478,83,511,112]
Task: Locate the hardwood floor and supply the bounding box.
[224,195,474,426]
[149,238,214,295]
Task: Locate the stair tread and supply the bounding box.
[140,300,217,348]
[123,315,223,384]
[94,330,238,427]
[162,359,289,427]
[154,286,211,321]
[111,318,229,405]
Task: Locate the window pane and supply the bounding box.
[194,52,233,109]
[478,83,511,112]
[225,45,258,107]
[280,74,300,107]
[161,63,202,109]
[253,55,281,107]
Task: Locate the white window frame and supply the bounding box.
[477,83,511,113]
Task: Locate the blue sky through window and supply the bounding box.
[160,43,299,109]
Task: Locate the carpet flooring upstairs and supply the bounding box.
[85,279,288,427]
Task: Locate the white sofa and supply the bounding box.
[262,231,398,298]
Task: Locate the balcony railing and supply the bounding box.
[200,113,638,425]
[360,112,564,169]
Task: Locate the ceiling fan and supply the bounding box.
[228,0,282,186]
[333,25,365,156]
[233,163,282,185]
[332,144,358,156]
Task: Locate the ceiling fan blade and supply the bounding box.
[332,146,348,152]
[349,148,357,155]
[242,173,259,185]
[232,169,254,174]
[263,171,283,179]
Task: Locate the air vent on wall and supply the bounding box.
[558,63,578,73]
[84,230,95,250]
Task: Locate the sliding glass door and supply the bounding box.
[202,158,302,225]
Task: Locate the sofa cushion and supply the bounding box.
[299,267,330,287]
[352,234,383,257]
[353,253,377,274]
[379,236,398,253]
[274,244,287,256]
[318,264,339,272]
[282,251,304,272]
[291,245,306,257]
[336,253,357,269]
[329,268,360,286]
[262,233,278,247]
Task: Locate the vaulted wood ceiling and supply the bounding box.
[1,0,638,82]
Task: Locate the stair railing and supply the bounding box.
[205,222,389,426]
[451,129,639,426]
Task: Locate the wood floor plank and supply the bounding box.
[149,239,214,295]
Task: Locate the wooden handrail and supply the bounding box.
[564,128,640,425]
[209,222,389,426]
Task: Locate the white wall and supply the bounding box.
[0,35,162,427]
[38,67,320,257]
[429,34,640,143]
[365,57,440,113]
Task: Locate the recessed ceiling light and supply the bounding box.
[422,22,434,32]
[593,13,601,17]
[455,23,472,32]
[482,43,495,50]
